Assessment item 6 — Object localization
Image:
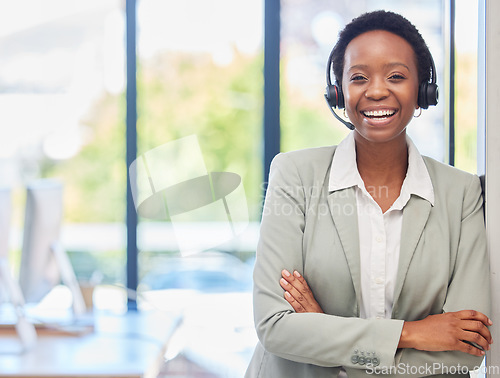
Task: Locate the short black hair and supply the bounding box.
[331,10,433,85]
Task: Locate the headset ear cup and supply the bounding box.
[326,84,345,109]
[418,81,439,109]
[336,85,345,109]
[326,85,338,108]
[426,82,438,107]
[325,85,335,108]
[418,81,429,109]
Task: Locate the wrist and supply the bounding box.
[398,321,416,349]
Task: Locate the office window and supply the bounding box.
[135,1,263,375]
[455,0,479,172]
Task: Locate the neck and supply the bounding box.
[354,132,409,186]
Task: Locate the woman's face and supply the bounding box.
[342,30,420,144]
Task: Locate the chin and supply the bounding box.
[355,126,407,144]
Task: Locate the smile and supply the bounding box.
[362,109,397,118]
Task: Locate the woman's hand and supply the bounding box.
[399,310,493,357]
[279,269,324,313]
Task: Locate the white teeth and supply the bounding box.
[363,109,395,117]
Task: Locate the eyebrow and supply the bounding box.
[347,62,411,73]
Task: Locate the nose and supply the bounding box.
[365,78,389,100]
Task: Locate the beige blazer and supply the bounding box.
[245,145,490,378]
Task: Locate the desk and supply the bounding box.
[0,310,179,378]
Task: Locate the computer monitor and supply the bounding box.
[0,187,10,261]
[0,186,37,349]
[0,187,13,306]
[18,179,85,315]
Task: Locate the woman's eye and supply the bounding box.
[350,75,367,82]
[389,74,405,80]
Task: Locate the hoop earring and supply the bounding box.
[343,108,348,118]
[414,108,422,118]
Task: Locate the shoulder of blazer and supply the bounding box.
[422,155,479,189]
[272,145,338,181]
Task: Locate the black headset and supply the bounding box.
[324,43,439,130]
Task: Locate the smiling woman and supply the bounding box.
[246,10,491,378]
[343,30,420,146]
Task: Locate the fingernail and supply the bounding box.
[285,291,292,299]
[294,271,301,278]
[489,318,493,326]
[280,278,288,285]
[283,270,291,277]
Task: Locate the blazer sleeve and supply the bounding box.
[253,153,404,369]
[391,174,491,375]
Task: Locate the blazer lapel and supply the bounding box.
[392,195,432,313]
[328,187,362,314]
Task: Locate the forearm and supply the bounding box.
[399,312,491,351]
[394,311,492,376]
[255,306,404,368]
[254,237,404,368]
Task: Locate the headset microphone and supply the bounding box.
[324,93,355,130]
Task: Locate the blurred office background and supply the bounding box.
[0,0,481,376]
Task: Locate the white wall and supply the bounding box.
[478,0,500,376]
